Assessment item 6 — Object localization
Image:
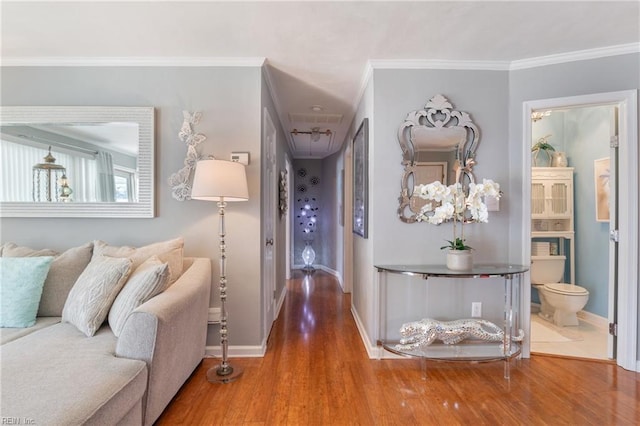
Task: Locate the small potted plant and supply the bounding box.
[441,237,473,271]
[531,135,555,167]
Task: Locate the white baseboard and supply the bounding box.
[207,307,221,324]
[275,285,286,319]
[205,342,266,358]
[350,305,378,359]
[292,263,344,290]
[350,305,405,360]
[576,310,608,330]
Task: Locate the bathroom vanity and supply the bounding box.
[376,264,528,379]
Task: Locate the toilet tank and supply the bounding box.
[530,255,566,284]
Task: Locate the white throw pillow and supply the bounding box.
[108,256,170,337]
[92,237,184,285]
[62,255,132,337]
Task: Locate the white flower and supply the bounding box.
[414,178,500,225]
[428,203,454,224]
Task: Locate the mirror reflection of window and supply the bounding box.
[0,140,141,203]
[0,140,97,202]
[1,123,139,203]
[114,167,138,203]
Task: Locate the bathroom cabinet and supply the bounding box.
[375,264,528,379]
[531,167,575,283]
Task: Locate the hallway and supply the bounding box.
[158,271,639,425]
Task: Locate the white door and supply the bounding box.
[263,108,277,336]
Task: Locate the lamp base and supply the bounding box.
[206,363,244,384]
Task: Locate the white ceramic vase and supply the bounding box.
[446,249,473,271]
[551,151,568,167]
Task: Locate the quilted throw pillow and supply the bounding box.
[0,257,54,328]
[62,255,132,337]
[108,256,170,337]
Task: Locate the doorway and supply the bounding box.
[522,90,638,371]
[530,104,615,360]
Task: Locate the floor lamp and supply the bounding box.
[191,159,249,384]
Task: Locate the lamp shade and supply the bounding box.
[191,159,249,202]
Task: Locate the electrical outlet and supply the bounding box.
[471,302,482,318]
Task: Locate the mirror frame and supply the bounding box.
[0,106,155,218]
[397,94,479,223]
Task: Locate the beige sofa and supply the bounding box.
[0,240,211,425]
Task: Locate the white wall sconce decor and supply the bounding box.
[168,111,206,201]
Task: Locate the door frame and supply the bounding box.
[285,154,293,280]
[262,107,277,338]
[522,90,638,371]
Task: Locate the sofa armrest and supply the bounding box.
[115,257,211,426]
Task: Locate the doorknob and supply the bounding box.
[266,238,274,246]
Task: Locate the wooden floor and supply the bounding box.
[157,271,639,425]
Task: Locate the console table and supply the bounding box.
[375,263,529,379]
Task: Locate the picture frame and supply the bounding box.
[353,118,368,238]
[594,157,610,222]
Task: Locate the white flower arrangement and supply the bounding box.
[414,179,501,250]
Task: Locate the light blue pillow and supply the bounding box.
[0,256,54,328]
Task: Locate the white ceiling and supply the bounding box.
[2,1,639,159]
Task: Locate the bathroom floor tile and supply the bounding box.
[530,314,609,360]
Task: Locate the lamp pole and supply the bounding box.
[207,198,243,383]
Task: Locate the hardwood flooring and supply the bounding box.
[157,270,639,425]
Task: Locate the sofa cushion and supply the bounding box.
[0,316,61,345]
[109,256,170,337]
[93,237,184,285]
[1,242,58,257]
[0,322,147,425]
[62,255,132,337]
[1,242,94,316]
[0,257,54,328]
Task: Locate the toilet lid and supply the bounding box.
[544,283,589,295]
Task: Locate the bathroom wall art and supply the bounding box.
[594,157,610,222]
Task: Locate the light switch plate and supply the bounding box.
[230,152,250,165]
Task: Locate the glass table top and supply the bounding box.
[375,263,529,277]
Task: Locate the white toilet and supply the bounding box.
[531,255,589,327]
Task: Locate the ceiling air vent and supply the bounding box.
[288,113,343,125]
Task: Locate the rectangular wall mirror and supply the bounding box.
[0,106,155,218]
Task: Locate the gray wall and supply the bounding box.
[347,68,511,346]
[1,66,265,347]
[346,53,639,351]
[320,149,342,275]
[508,53,640,263]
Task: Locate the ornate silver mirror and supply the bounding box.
[397,94,479,223]
[0,106,154,218]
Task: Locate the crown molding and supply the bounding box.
[369,59,510,71]
[1,57,267,67]
[509,43,640,70]
[365,43,640,73]
[262,60,296,155]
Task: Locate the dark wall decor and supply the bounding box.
[279,169,288,219]
[353,118,369,238]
